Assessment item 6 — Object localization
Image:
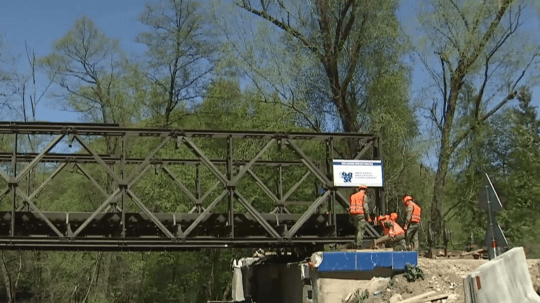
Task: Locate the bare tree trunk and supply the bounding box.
[135,253,148,302]
[83,253,103,303]
[222,282,232,301]
[0,252,15,303]
[94,253,111,302]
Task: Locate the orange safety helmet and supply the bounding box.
[390,213,398,221]
[358,185,368,191]
[403,195,413,204]
[376,215,387,225]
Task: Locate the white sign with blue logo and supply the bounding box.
[332,160,384,187]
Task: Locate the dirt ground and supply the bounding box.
[359,257,540,303]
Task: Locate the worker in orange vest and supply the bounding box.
[372,213,406,248]
[349,185,372,249]
[403,195,422,251]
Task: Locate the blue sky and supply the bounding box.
[1,0,539,149]
[0,0,149,122]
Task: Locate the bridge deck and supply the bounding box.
[0,211,381,251]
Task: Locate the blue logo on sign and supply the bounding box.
[341,172,353,183]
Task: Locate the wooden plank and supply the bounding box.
[460,248,485,257]
[420,293,451,302]
[398,291,437,303]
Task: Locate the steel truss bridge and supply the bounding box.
[0,122,383,251]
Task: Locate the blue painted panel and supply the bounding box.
[317,252,357,271]
[373,252,394,268]
[356,253,375,271]
[392,252,418,271]
[316,251,418,273]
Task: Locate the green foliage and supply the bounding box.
[1,0,538,301]
[136,0,215,125]
[447,87,540,255]
[405,263,424,282]
[349,289,370,303]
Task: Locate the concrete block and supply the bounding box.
[315,277,390,303]
[464,247,540,303]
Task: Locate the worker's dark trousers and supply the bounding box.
[352,215,365,248]
[406,223,420,251]
[373,233,405,247]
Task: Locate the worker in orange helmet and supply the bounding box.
[403,195,422,251]
[371,212,406,249]
[349,185,372,249]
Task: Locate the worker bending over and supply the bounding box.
[349,185,372,249]
[403,195,421,251]
[372,213,405,249]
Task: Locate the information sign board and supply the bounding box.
[332,160,384,187]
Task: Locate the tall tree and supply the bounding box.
[492,89,540,252]
[0,35,18,115]
[225,0,412,144]
[40,15,128,127]
[40,16,139,302]
[136,0,214,126]
[417,0,540,245]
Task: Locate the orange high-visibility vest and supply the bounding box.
[383,220,405,237]
[408,201,422,223]
[349,191,366,215]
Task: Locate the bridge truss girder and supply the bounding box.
[0,122,383,251]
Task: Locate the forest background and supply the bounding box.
[1,0,540,302]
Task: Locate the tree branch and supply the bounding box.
[236,2,321,57]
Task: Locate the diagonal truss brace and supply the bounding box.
[353,139,375,160]
[126,136,171,184]
[286,139,331,186]
[161,166,222,214]
[286,140,381,237]
[181,136,283,238]
[287,190,331,238]
[72,188,121,237]
[0,187,10,201]
[4,163,69,237]
[16,189,64,237]
[74,164,108,198]
[16,134,65,182]
[162,165,199,205]
[0,167,10,184]
[247,169,279,204]
[234,190,281,238]
[75,135,121,184]
[181,189,228,238]
[282,170,311,201]
[182,137,228,185]
[126,189,177,239]
[233,139,275,183]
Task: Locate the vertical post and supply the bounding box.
[11,133,18,237]
[227,136,234,237]
[196,163,201,212]
[373,137,385,216]
[326,139,336,236]
[486,185,497,259]
[330,140,336,236]
[121,134,126,238]
[379,137,385,215]
[277,165,283,214]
